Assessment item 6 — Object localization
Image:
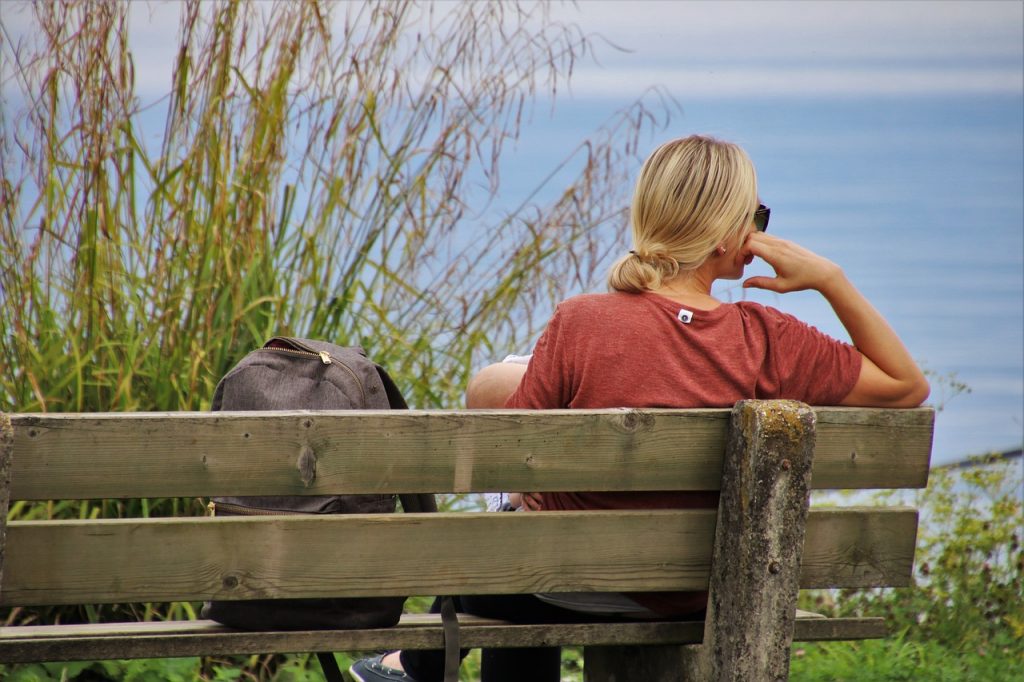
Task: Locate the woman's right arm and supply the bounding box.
[743,233,930,408]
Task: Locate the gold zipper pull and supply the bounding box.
[319,351,332,365]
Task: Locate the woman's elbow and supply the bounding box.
[902,375,931,407]
[881,376,930,408]
[840,369,931,408]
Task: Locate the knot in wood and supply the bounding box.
[768,561,781,575]
[222,575,240,589]
[617,410,654,433]
[297,445,317,487]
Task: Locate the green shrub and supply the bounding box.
[791,635,1024,682]
[797,453,1023,680]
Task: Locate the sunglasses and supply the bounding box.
[754,204,770,232]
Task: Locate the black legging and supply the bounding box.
[399,594,631,682]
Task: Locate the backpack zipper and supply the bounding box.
[256,346,332,364]
[208,500,309,516]
[254,339,367,404]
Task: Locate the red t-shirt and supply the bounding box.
[505,291,862,615]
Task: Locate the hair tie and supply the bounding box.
[629,249,638,256]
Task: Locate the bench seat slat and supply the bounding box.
[0,613,888,663]
[8,408,933,500]
[0,613,507,639]
[2,508,917,606]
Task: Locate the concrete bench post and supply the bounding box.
[684,399,816,681]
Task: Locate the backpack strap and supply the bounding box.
[399,492,438,513]
[440,596,460,682]
[375,363,408,410]
[377,364,438,515]
[316,652,344,682]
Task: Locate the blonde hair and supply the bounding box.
[608,135,759,292]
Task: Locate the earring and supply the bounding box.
[717,246,727,256]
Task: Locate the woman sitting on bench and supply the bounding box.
[350,134,929,682]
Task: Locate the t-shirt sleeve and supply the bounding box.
[762,307,862,405]
[505,304,573,409]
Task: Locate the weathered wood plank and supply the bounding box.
[0,614,888,663]
[1,508,917,606]
[801,507,919,588]
[3,510,715,605]
[8,408,933,500]
[0,613,507,639]
[809,408,933,489]
[0,611,866,640]
[0,413,12,602]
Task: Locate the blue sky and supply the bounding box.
[5,1,1021,101]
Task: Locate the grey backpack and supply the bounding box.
[201,336,436,631]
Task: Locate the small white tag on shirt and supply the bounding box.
[677,307,694,324]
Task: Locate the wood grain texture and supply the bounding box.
[7,407,933,500]
[1,508,917,606]
[0,413,12,601]
[801,507,919,588]
[808,408,933,489]
[0,614,888,663]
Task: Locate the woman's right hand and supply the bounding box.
[741,233,844,295]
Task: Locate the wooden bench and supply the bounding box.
[0,400,933,680]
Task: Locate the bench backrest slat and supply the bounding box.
[8,408,933,500]
[1,507,917,606]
